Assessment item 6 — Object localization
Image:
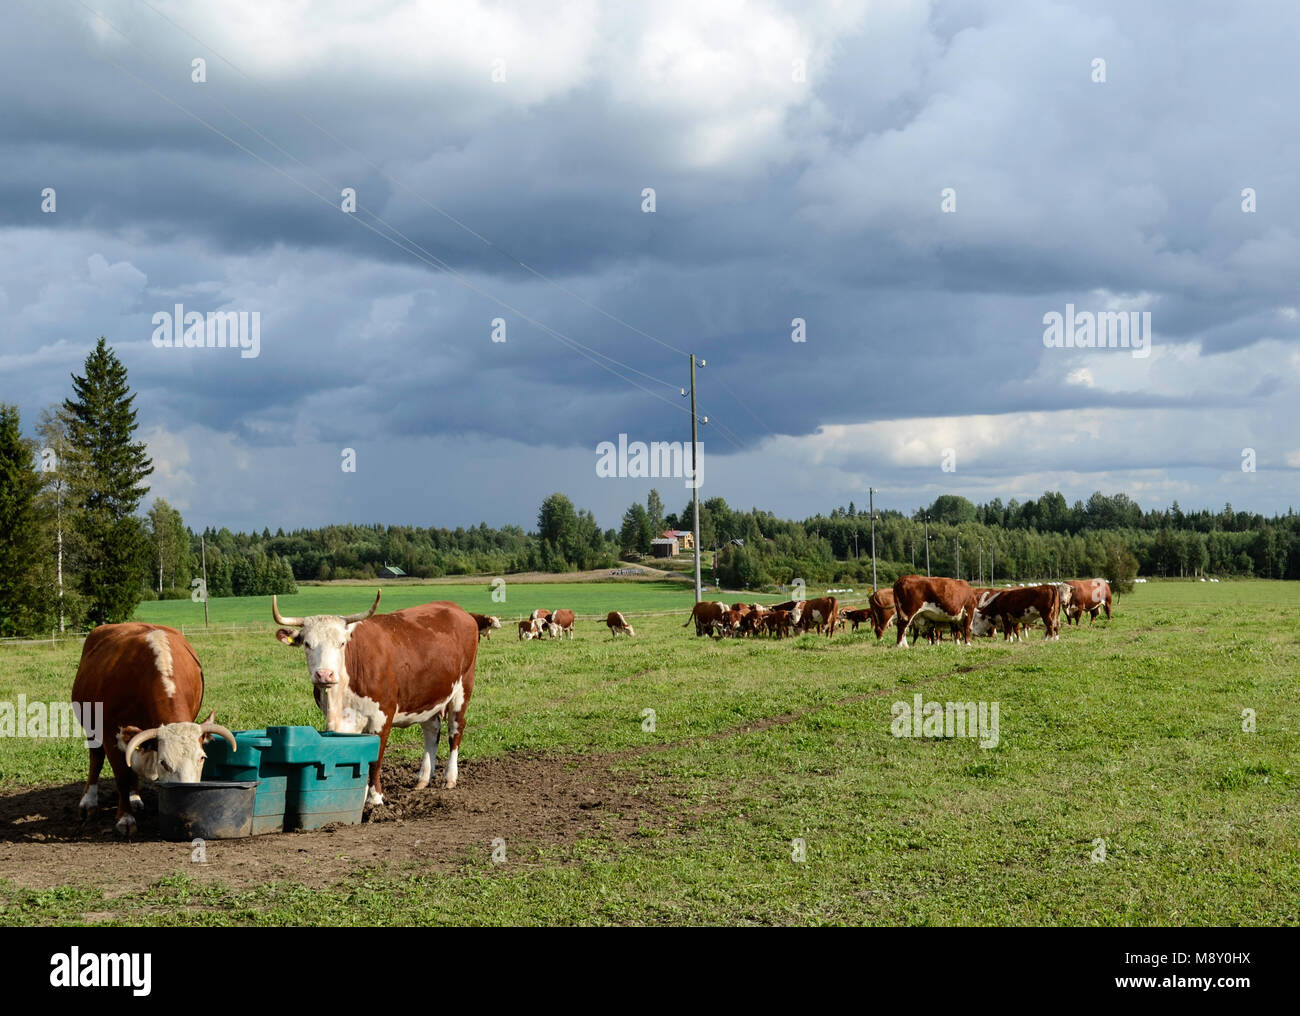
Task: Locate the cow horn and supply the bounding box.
[124,727,161,768]
[271,596,303,627]
[342,589,382,624]
[199,720,238,751]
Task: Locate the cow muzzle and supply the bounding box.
[313,669,339,686]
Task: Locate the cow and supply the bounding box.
[763,609,794,639]
[841,607,871,632]
[470,613,502,640]
[606,611,636,638]
[797,596,839,637]
[867,589,896,639]
[551,609,576,639]
[71,623,236,836]
[530,608,552,624]
[518,618,541,640]
[273,590,477,805]
[1064,579,1112,625]
[892,576,977,647]
[683,600,729,637]
[545,621,562,638]
[973,585,1061,641]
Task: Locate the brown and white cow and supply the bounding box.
[551,609,576,639]
[841,607,871,632]
[71,623,236,836]
[972,585,1061,641]
[763,609,794,639]
[606,611,636,638]
[892,576,977,647]
[518,618,541,640]
[867,589,896,639]
[274,590,477,806]
[530,608,552,624]
[470,613,502,640]
[683,600,729,637]
[790,596,837,637]
[1064,579,1112,625]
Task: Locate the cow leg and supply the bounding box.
[366,725,393,807]
[415,715,442,790]
[895,612,911,648]
[444,691,469,790]
[79,745,106,819]
[104,749,138,837]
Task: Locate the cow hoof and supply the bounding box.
[413,778,430,791]
[115,813,137,837]
[128,792,144,813]
[444,778,457,790]
[78,787,98,818]
[365,789,385,807]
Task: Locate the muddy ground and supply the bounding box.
[0,752,670,893]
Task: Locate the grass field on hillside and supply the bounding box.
[1,580,1298,926]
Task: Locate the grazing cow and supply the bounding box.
[551,609,576,639]
[892,576,977,647]
[273,590,477,804]
[868,589,896,639]
[71,623,236,836]
[1064,579,1112,625]
[841,607,872,632]
[470,613,502,640]
[683,600,729,637]
[518,618,541,640]
[545,621,562,639]
[606,611,636,638]
[738,610,765,638]
[973,585,1061,641]
[530,608,552,624]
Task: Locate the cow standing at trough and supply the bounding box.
[892,576,977,647]
[71,623,236,836]
[273,590,477,806]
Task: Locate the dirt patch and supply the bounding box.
[0,752,669,894]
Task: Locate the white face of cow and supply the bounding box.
[277,616,362,689]
[970,609,996,638]
[488,616,502,629]
[122,721,208,783]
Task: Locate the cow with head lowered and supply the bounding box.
[891,576,977,647]
[71,623,236,836]
[972,584,1061,641]
[273,590,477,806]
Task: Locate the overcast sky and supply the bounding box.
[2,0,1297,533]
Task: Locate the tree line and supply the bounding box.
[3,340,1298,637]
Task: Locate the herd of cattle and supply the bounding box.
[682,575,1113,647]
[65,575,1111,836]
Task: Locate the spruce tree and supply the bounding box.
[0,404,54,635]
[62,338,154,624]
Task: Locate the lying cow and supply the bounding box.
[71,622,236,836]
[973,585,1061,641]
[892,575,976,647]
[470,613,502,640]
[606,611,636,638]
[274,591,477,803]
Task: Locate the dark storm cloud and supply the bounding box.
[2,0,1298,528]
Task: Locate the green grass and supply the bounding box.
[2,580,1298,925]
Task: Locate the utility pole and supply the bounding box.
[686,353,707,603]
[979,545,983,586]
[924,514,931,577]
[200,534,210,629]
[991,545,995,585]
[869,487,878,591]
[955,535,960,581]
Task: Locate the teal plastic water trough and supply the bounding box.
[202,725,380,833]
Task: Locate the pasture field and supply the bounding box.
[1,580,1298,926]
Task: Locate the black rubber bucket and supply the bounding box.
[157,780,258,841]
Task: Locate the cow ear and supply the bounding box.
[121,725,141,740]
[275,628,300,646]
